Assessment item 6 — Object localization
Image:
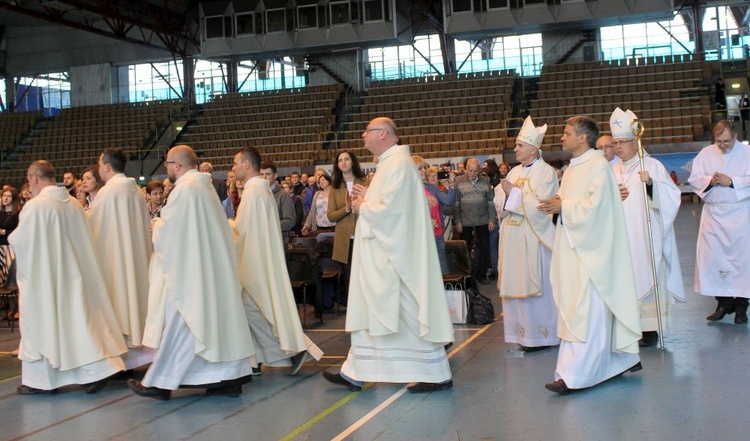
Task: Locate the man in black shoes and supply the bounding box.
[322,118,454,394]
[688,121,750,325]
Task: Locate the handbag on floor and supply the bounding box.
[444,283,468,324]
[466,283,495,325]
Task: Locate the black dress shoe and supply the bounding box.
[735,310,748,324]
[322,371,361,391]
[17,385,57,395]
[407,380,453,392]
[83,377,109,394]
[289,352,311,376]
[520,345,551,353]
[707,307,734,321]
[545,379,576,395]
[205,385,243,397]
[127,379,171,401]
[476,277,490,285]
[639,331,659,347]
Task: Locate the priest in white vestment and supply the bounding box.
[128,145,256,400]
[494,116,560,351]
[610,108,685,346]
[539,116,641,394]
[322,118,454,393]
[90,147,154,369]
[596,135,621,166]
[229,147,323,375]
[10,160,127,395]
[688,120,750,324]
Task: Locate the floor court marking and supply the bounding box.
[280,323,493,440]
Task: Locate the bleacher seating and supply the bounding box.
[3,100,182,185]
[179,84,343,168]
[334,70,516,162]
[531,56,712,149]
[0,112,39,153]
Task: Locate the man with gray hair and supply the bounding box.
[494,116,560,352]
[454,157,497,284]
[689,120,750,324]
[200,161,227,201]
[11,160,127,395]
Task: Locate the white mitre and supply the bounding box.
[517,116,547,148]
[609,107,638,140]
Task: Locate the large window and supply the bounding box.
[600,15,692,60]
[368,35,446,80]
[601,8,747,62]
[702,6,746,60]
[455,34,542,77]
[128,61,185,103]
[16,73,70,116]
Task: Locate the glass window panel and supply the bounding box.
[236,12,254,35]
[364,0,384,22]
[298,5,318,29]
[488,0,508,9]
[330,2,350,25]
[453,0,471,13]
[205,16,224,39]
[266,8,286,33]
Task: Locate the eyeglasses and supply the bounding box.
[716,139,734,145]
[165,161,177,165]
[364,128,385,133]
[612,140,633,147]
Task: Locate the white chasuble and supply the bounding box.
[143,169,255,363]
[550,149,641,354]
[230,176,321,362]
[9,186,127,378]
[88,173,152,349]
[342,144,453,383]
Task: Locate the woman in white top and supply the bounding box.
[302,173,335,236]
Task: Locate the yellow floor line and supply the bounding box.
[280,323,493,440]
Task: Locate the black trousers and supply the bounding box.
[464,224,490,279]
[716,296,749,312]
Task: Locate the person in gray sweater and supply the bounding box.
[454,157,497,284]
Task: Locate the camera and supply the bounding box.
[437,171,450,180]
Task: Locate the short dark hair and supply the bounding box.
[260,161,277,174]
[101,147,127,173]
[565,116,599,150]
[235,147,262,172]
[62,170,76,179]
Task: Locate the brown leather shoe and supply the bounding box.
[127,379,171,401]
[545,379,576,395]
[707,307,734,321]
